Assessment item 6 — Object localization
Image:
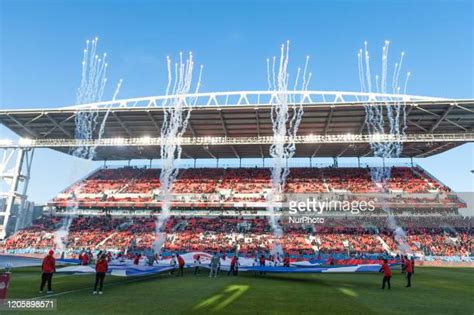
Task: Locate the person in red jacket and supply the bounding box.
[404,256,413,288]
[81,252,89,266]
[93,254,108,295]
[177,254,185,277]
[283,255,290,267]
[39,250,56,294]
[227,256,239,276]
[379,259,392,290]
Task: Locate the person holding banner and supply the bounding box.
[404,256,413,288]
[169,254,177,275]
[194,255,201,275]
[39,250,56,294]
[379,259,392,290]
[209,252,220,278]
[177,254,185,277]
[93,254,108,295]
[227,256,239,276]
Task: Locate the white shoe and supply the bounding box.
[93,291,97,295]
[47,291,53,294]
[39,291,43,294]
[99,291,103,295]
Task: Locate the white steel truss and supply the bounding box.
[1,133,473,149]
[62,90,447,110]
[0,148,34,239]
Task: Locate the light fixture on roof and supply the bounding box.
[343,133,354,141]
[371,133,384,142]
[112,137,126,145]
[19,138,34,146]
[140,136,152,145]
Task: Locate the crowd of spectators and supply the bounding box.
[0,217,61,251]
[1,215,471,258]
[51,166,454,210]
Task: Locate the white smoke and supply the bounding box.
[54,38,123,255]
[267,41,311,253]
[153,52,203,254]
[358,40,411,254]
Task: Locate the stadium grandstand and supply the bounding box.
[0,91,473,264]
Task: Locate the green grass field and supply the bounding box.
[4,267,474,314]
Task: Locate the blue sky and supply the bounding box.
[1,0,473,204]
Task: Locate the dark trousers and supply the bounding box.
[227,265,238,276]
[40,273,53,291]
[382,276,391,289]
[194,266,200,275]
[178,265,184,276]
[406,272,412,287]
[94,272,106,291]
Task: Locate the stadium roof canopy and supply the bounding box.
[1,91,473,160]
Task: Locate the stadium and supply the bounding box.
[0,1,473,314]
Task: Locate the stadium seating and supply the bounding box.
[50,166,456,210]
[1,215,471,259]
[3,165,469,260]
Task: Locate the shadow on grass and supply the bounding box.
[192,284,250,312]
[239,273,333,286]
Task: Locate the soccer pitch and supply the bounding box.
[5,267,473,314]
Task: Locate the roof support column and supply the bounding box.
[0,148,34,240]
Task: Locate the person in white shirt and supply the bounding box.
[209,252,220,278]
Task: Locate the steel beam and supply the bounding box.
[2,132,472,149]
